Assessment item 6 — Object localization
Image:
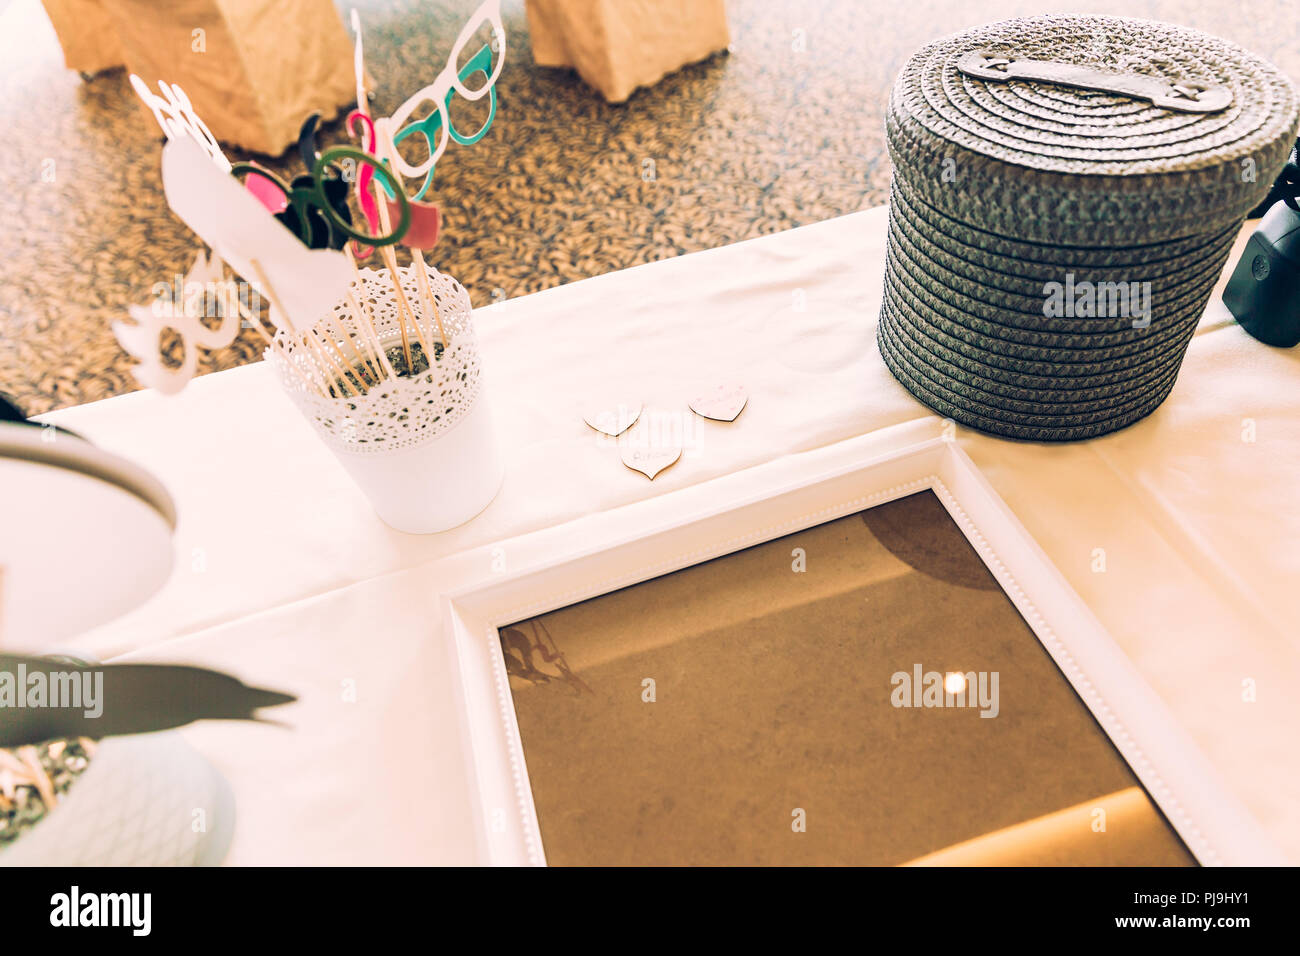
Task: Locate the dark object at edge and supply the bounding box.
[1223,200,1300,347]
[0,655,296,748]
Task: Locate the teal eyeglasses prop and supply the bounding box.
[374,0,506,194]
[389,43,499,200]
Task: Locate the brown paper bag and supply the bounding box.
[41,0,124,75]
[525,0,729,103]
[102,0,358,156]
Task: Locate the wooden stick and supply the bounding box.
[366,133,438,372]
[343,23,394,384]
[249,258,357,397]
[369,184,415,372]
[236,296,325,396]
[331,314,379,385]
[298,326,355,397]
[344,246,397,381]
[378,245,436,371]
[411,247,447,349]
[234,271,328,396]
[383,248,436,365]
[387,254,413,372]
[313,321,369,386]
[349,291,390,383]
[314,328,369,392]
[335,280,383,383]
[310,330,361,397]
[370,187,435,369]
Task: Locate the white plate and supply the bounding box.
[0,422,175,648]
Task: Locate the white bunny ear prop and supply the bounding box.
[129,75,232,172]
[129,74,173,136]
[159,136,351,335]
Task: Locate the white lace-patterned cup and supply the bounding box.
[267,262,504,533]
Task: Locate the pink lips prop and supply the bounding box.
[243,162,288,214]
[389,197,440,249]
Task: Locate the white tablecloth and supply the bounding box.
[43,207,1300,864]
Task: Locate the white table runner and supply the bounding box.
[42,207,1300,863]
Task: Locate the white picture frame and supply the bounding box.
[439,433,1284,867]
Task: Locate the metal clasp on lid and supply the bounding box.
[957,50,1232,113]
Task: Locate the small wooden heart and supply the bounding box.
[619,433,682,480]
[582,401,642,437]
[689,384,748,422]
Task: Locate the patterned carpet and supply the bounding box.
[1,0,1298,414]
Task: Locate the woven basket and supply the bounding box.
[879,15,1300,441]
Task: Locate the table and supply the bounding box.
[43,206,1300,864]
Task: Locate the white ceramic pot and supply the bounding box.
[269,262,504,533]
[0,732,234,866]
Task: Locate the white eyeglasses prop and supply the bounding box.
[372,0,505,183]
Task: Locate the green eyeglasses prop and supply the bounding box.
[232,146,412,249]
[386,44,499,200]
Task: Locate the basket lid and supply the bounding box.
[888,15,1300,240]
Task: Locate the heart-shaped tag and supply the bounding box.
[619,432,681,480]
[582,401,642,437]
[689,384,748,422]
